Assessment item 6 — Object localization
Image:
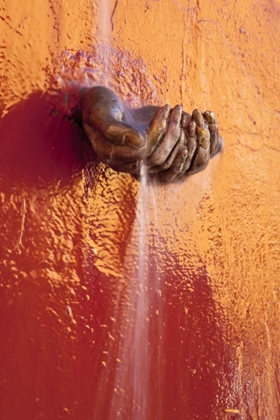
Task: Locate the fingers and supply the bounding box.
[180,110,191,128]
[147,105,182,167]
[81,85,223,182]
[188,109,211,173]
[145,108,222,182]
[170,109,222,181]
[149,129,186,174]
[146,104,171,155]
[153,146,188,183]
[203,110,224,157]
[177,121,197,177]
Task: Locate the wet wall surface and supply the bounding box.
[1,0,280,419]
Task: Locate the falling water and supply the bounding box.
[102,159,165,420]
[93,4,163,418]
[131,162,150,419]
[97,0,112,79]
[107,162,150,420]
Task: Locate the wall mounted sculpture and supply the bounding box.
[81,86,223,183]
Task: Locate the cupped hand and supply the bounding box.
[81,86,223,182]
[147,108,223,183]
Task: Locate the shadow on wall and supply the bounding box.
[144,252,234,419]
[0,90,233,419]
[84,254,233,420]
[0,91,96,191]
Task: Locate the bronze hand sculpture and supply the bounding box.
[81,86,223,183]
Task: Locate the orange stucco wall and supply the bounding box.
[1,1,280,419]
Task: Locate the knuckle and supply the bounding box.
[187,121,196,137]
[193,153,210,169]
[151,154,166,166]
[188,137,197,150]
[147,150,164,166]
[160,160,171,171]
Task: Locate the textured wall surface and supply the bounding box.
[1,0,280,419]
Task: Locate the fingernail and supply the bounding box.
[151,104,170,127]
[192,109,204,126]
[159,104,171,119]
[181,112,191,128]
[172,105,183,123]
[209,124,218,135]
[203,111,215,124]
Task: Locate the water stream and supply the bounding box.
[97,0,111,80]
[131,163,150,418]
[94,5,162,417]
[108,162,160,420]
